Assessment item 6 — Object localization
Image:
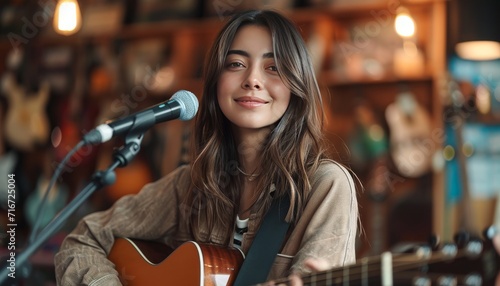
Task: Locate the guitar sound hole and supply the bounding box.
[130,239,174,264]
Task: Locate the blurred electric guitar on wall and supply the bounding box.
[24,171,69,229]
[385,90,434,178]
[24,146,69,229]
[1,73,50,152]
[0,101,18,210]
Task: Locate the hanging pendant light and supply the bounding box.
[450,0,500,61]
[53,0,82,36]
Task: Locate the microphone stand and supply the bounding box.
[0,112,155,286]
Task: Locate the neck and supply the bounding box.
[238,149,261,176]
[233,126,270,173]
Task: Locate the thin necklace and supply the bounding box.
[237,166,260,181]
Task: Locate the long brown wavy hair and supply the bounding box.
[188,10,329,244]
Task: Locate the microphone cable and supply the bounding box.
[27,140,86,245]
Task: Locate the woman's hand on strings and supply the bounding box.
[288,258,330,286]
[261,257,330,286]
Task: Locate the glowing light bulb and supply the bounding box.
[394,9,415,38]
[53,0,82,36]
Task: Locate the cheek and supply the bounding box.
[217,73,235,99]
[272,85,292,112]
[217,85,227,107]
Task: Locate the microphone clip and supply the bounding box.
[113,134,143,168]
[111,109,154,167]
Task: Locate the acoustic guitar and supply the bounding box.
[108,236,500,285]
[108,238,244,286]
[385,90,433,178]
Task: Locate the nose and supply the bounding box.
[242,67,262,90]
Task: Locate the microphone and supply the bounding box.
[83,90,198,145]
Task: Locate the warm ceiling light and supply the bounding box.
[455,41,500,61]
[394,8,415,38]
[53,0,82,36]
[450,0,500,61]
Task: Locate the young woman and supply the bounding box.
[55,9,359,285]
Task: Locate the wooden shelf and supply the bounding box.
[320,72,433,87]
[118,17,223,40]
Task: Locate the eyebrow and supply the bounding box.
[227,49,274,59]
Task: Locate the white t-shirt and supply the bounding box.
[233,215,249,249]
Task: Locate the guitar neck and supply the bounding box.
[267,241,499,286]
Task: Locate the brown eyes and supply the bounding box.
[225,62,278,72]
[267,65,278,72]
[227,62,244,68]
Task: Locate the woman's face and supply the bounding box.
[217,25,291,131]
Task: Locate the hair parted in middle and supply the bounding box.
[188,9,328,243]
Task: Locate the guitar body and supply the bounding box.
[2,74,50,152]
[385,91,433,178]
[108,238,244,286]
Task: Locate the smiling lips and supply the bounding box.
[234,96,269,108]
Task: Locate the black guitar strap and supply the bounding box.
[233,194,291,286]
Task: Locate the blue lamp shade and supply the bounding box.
[449,0,500,61]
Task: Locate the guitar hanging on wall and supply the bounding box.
[1,73,51,152]
[439,74,478,238]
[385,90,434,178]
[348,102,390,256]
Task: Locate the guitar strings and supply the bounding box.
[270,248,477,285]
[302,250,474,285]
[390,271,474,285]
[302,251,470,284]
